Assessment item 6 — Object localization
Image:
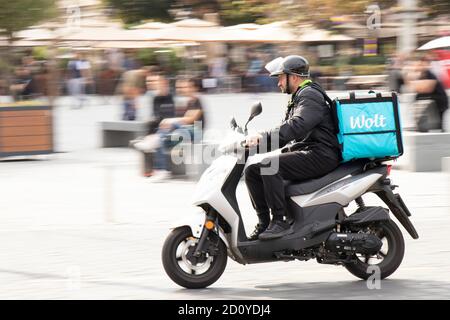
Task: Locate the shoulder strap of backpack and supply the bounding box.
[310,82,333,108]
[309,82,340,134]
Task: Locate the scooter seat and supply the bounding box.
[284,159,370,197]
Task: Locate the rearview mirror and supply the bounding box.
[249,102,262,122]
[244,102,262,134]
[230,117,237,129]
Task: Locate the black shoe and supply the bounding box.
[258,220,293,240]
[247,223,268,241]
[286,217,295,225]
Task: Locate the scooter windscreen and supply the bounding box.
[265,57,284,77]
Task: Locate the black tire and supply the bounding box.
[162,226,227,289]
[344,220,405,280]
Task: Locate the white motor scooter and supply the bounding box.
[162,102,419,289]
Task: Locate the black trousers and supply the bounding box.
[244,147,339,220]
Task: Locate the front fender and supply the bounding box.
[170,208,205,238]
[170,207,230,249]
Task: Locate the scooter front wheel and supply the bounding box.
[162,226,227,289]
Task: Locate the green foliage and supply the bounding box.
[0,57,14,74]
[106,0,449,31]
[315,64,386,76]
[32,46,49,61]
[169,0,270,25]
[421,0,450,17]
[315,65,339,76]
[0,0,57,38]
[318,57,337,66]
[136,48,183,75]
[105,0,175,24]
[351,64,386,75]
[136,48,157,66]
[218,0,269,26]
[349,55,387,65]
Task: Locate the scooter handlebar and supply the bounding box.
[219,139,248,154]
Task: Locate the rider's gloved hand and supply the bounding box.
[245,133,263,147]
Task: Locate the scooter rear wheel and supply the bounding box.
[162,226,227,289]
[344,219,405,280]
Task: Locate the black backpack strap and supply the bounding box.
[310,82,340,134]
[310,82,333,108]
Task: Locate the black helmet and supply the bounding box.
[266,55,310,77]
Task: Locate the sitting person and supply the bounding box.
[146,73,176,134]
[10,67,34,100]
[134,77,205,181]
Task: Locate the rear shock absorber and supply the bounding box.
[355,196,366,212]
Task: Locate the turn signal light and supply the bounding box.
[205,220,215,230]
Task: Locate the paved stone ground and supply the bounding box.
[0,94,449,299]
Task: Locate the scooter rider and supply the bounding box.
[244,55,341,241]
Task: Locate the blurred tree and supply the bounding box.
[107,0,448,27]
[105,0,176,25]
[0,0,57,39]
[171,0,220,18]
[0,0,57,93]
[32,46,49,61]
[136,48,183,76]
[424,0,450,17]
[105,0,274,25]
[174,0,271,25]
[217,0,269,26]
[272,0,398,29]
[106,0,448,28]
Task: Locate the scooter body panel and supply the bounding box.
[236,202,342,263]
[291,173,383,207]
[191,154,247,260]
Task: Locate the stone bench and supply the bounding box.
[395,131,450,172]
[140,141,221,179]
[100,121,149,148]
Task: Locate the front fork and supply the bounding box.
[193,209,220,258]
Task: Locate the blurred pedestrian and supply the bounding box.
[387,52,407,93]
[404,55,449,131]
[67,52,91,108]
[122,50,140,71]
[9,66,33,100]
[245,50,264,92]
[32,62,51,97]
[209,54,228,92]
[117,67,148,121]
[133,77,205,181]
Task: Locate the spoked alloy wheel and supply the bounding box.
[345,220,405,280]
[162,227,227,289]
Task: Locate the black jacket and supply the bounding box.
[263,83,341,159]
